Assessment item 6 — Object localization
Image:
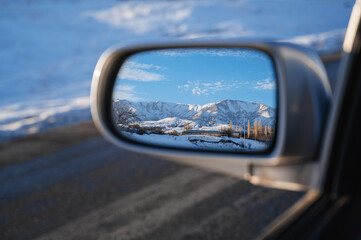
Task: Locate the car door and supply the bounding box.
[261,1,361,238]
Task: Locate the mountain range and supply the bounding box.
[112,99,276,130]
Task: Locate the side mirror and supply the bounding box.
[91,42,331,191]
[113,48,277,153]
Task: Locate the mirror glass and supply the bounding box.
[111,48,276,152]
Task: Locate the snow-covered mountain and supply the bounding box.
[113,99,276,130]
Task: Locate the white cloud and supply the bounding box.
[157,50,188,57]
[178,78,276,96]
[118,61,165,82]
[127,61,166,70]
[178,80,243,96]
[120,67,164,82]
[82,3,194,35]
[182,20,252,40]
[253,78,276,90]
[156,48,266,59]
[113,85,143,101]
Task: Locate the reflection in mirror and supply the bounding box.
[111,48,277,152]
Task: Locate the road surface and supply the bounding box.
[0,122,303,240]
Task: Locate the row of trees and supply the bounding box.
[223,120,274,140]
[250,120,273,138]
[184,119,273,139]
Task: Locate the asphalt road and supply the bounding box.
[0,121,303,240]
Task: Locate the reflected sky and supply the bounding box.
[114,48,276,107]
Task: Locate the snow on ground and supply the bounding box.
[0,98,90,141]
[0,0,354,141]
[140,117,195,133]
[136,119,247,134]
[123,132,267,151]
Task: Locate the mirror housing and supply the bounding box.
[91,42,331,191]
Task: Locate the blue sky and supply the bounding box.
[113,48,277,108]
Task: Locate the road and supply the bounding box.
[0,121,303,240]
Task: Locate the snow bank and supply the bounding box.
[0,98,90,141]
[124,132,268,151]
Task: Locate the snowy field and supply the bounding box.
[123,132,267,151]
[0,0,354,141]
[134,117,254,134]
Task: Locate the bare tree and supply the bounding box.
[220,126,232,137]
[229,120,234,132]
[267,125,271,135]
[264,125,268,136]
[254,120,258,139]
[247,120,250,138]
[183,123,193,131]
[112,103,137,125]
[258,121,263,136]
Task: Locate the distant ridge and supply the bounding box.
[113,99,276,128]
